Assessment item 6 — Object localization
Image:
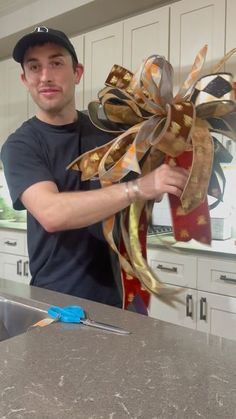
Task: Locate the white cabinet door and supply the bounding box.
[170,0,225,93]
[197,291,236,341]
[224,0,236,162]
[0,254,30,284]
[0,60,8,147]
[225,0,236,77]
[84,22,123,108]
[5,59,28,135]
[0,58,27,145]
[149,286,197,329]
[70,34,84,111]
[123,6,169,71]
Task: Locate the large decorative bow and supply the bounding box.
[67,46,235,311]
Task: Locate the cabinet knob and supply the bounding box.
[200,297,207,321]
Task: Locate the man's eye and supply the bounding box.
[29,64,40,72]
[51,61,63,68]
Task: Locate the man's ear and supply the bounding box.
[75,64,84,84]
[21,72,27,86]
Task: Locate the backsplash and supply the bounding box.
[0,167,26,222]
[152,163,236,239]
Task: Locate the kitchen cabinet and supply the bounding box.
[225,0,236,161]
[83,22,123,109]
[0,60,8,146]
[149,248,197,288]
[198,256,236,297]
[225,0,236,77]
[147,247,236,341]
[70,33,84,111]
[197,290,236,340]
[0,58,33,145]
[149,284,197,329]
[6,59,28,134]
[169,0,225,92]
[0,229,30,283]
[80,5,169,109]
[123,6,169,70]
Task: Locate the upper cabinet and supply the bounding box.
[169,0,225,92]
[82,6,170,109]
[6,59,28,134]
[70,34,84,111]
[83,22,123,109]
[225,0,236,78]
[0,59,29,147]
[123,7,169,71]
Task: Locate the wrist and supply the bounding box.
[124,179,141,203]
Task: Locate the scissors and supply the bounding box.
[47,305,131,335]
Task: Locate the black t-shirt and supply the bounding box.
[1,111,122,307]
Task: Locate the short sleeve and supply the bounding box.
[1,132,54,210]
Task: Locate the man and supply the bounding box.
[1,26,188,308]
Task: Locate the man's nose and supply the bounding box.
[40,66,53,82]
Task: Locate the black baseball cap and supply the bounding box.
[13,26,79,64]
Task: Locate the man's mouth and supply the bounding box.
[39,87,61,96]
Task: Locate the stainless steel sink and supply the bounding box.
[0,297,48,342]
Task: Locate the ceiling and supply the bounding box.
[0,0,37,17]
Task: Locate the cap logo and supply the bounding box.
[34,26,49,33]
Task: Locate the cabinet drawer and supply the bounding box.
[147,248,197,288]
[0,230,25,255]
[198,257,236,297]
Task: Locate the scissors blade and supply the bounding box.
[81,318,130,335]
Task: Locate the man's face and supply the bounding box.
[21,42,83,118]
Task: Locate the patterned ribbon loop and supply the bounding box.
[68,46,236,310]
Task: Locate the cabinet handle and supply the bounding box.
[23,261,29,277]
[200,297,207,321]
[156,264,177,273]
[186,294,193,318]
[4,240,17,246]
[16,260,22,275]
[220,274,236,284]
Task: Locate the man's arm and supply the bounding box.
[21,164,189,233]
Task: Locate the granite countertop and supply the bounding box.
[0,279,236,418]
[0,220,27,230]
[147,233,236,257]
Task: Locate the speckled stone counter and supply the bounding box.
[148,233,236,257]
[0,279,236,419]
[0,220,27,230]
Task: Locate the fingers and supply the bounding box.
[137,163,189,200]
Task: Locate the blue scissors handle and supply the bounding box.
[47,305,131,335]
[48,305,85,323]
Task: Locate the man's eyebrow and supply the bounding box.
[25,53,66,64]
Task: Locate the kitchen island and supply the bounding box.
[0,278,236,419]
